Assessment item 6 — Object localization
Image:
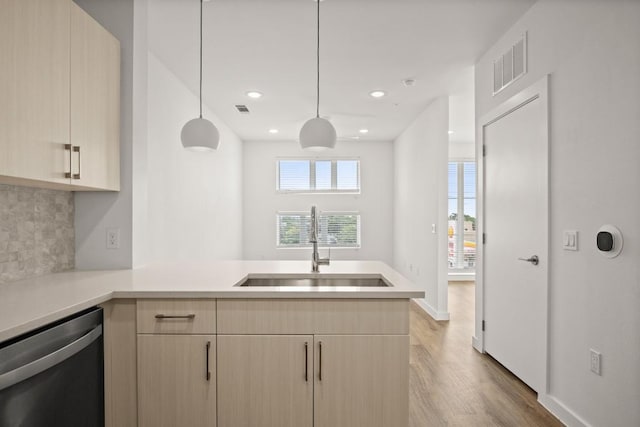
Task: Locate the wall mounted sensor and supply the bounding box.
[596,225,623,258]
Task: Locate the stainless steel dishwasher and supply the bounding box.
[0,307,104,427]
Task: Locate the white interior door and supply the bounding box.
[482,79,548,393]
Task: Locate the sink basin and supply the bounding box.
[237,277,390,287]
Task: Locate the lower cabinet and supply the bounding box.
[217,334,409,427]
[217,335,313,427]
[121,298,409,427]
[137,334,216,427]
[314,335,410,427]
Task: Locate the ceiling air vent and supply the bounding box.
[493,32,527,96]
[235,104,250,114]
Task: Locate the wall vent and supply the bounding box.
[235,104,250,114]
[493,32,527,96]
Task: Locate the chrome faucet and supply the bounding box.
[310,206,330,272]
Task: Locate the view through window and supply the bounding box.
[448,162,476,270]
[277,212,361,248]
[277,159,360,193]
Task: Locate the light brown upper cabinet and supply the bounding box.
[0,0,71,187]
[70,2,120,191]
[0,0,120,191]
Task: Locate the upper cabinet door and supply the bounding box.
[70,2,120,191]
[0,0,71,185]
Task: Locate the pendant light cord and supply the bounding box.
[199,0,203,118]
[316,0,320,118]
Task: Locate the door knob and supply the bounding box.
[518,255,539,265]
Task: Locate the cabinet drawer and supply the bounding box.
[217,299,314,335]
[217,299,408,335]
[137,299,216,334]
[313,299,409,335]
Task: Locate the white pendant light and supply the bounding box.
[299,0,336,150]
[181,0,219,151]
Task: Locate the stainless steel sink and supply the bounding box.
[238,277,390,287]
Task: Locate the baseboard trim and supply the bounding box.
[413,298,450,321]
[472,335,482,352]
[538,394,590,427]
[448,273,476,282]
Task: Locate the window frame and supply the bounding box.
[448,161,477,272]
[275,157,361,194]
[276,211,362,249]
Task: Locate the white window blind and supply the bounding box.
[277,212,361,248]
[277,159,360,193]
[448,162,477,270]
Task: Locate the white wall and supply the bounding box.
[74,0,135,270]
[132,0,148,267]
[145,53,243,262]
[475,1,640,426]
[448,67,476,161]
[75,0,243,267]
[242,140,393,264]
[393,97,449,319]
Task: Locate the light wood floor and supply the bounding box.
[409,282,562,427]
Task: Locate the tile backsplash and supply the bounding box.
[0,184,74,284]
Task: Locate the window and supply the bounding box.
[277,159,360,193]
[448,162,476,270]
[277,212,361,248]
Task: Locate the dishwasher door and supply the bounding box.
[0,307,104,427]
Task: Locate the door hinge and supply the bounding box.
[482,233,486,244]
[482,320,485,331]
[482,145,486,157]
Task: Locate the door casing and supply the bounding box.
[474,75,550,396]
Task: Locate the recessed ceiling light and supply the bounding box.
[448,130,454,135]
[359,129,369,134]
[369,90,386,98]
[268,129,279,134]
[246,91,263,99]
[350,136,360,140]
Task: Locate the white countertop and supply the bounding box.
[0,260,424,343]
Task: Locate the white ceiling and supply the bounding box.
[148,0,535,142]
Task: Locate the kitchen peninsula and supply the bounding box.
[0,260,423,427]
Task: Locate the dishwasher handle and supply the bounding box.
[0,324,102,391]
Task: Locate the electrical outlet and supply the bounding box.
[106,228,120,249]
[590,349,601,375]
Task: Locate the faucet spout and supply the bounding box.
[310,206,330,272]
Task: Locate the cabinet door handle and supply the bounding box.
[64,144,73,178]
[318,341,322,381]
[205,341,211,381]
[304,342,308,382]
[72,145,81,179]
[154,314,196,319]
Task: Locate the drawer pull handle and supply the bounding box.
[205,341,211,381]
[154,314,196,319]
[318,341,323,381]
[64,144,72,178]
[72,145,81,179]
[304,342,308,382]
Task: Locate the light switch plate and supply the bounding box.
[563,230,578,251]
